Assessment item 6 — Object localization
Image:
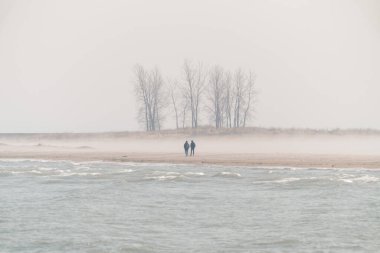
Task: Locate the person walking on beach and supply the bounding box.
[184,140,190,156]
[190,140,196,156]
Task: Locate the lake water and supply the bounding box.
[1,159,380,252]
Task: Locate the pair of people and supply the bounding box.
[184,140,196,156]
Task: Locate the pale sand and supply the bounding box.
[1,150,380,169]
[1,129,380,168]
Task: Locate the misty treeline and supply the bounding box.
[134,60,256,131]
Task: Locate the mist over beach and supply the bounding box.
[2,127,380,169]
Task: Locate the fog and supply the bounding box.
[0,0,379,133]
[2,131,380,156]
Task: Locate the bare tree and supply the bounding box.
[242,71,255,127]
[150,68,165,130]
[181,97,189,128]
[231,69,256,128]
[223,71,233,128]
[233,69,245,128]
[182,60,206,128]
[168,80,180,129]
[134,61,255,131]
[134,65,149,131]
[168,79,190,129]
[133,64,165,131]
[207,66,226,128]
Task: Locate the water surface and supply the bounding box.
[1,160,380,252]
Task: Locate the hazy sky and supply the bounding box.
[0,0,379,132]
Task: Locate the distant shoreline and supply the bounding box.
[1,151,380,169]
[1,127,380,169]
[1,126,380,140]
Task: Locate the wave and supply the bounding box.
[262,174,380,184]
[57,172,101,177]
[185,172,205,176]
[120,169,135,173]
[38,167,56,171]
[273,177,301,183]
[338,174,379,183]
[145,171,205,181]
[213,172,241,178]
[144,175,187,181]
[2,160,380,186]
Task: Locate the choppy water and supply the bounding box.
[1,160,380,252]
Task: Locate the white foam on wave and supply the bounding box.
[146,171,204,180]
[340,178,353,183]
[57,172,101,177]
[185,172,205,176]
[82,172,101,176]
[256,165,378,171]
[70,161,83,166]
[10,170,43,175]
[152,171,180,175]
[355,175,379,182]
[274,177,301,183]
[58,172,75,177]
[4,163,111,177]
[338,174,379,183]
[165,172,180,175]
[257,176,320,184]
[11,171,23,174]
[39,167,55,171]
[214,172,242,178]
[145,175,185,181]
[69,160,104,166]
[120,169,135,173]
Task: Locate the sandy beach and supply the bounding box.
[1,129,380,169]
[2,150,380,169]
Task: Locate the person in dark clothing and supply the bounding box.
[190,140,196,156]
[184,141,190,156]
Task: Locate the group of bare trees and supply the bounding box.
[134,60,256,131]
[134,65,165,131]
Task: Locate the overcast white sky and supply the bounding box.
[0,0,379,133]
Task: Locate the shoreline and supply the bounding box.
[1,151,380,169]
[2,130,380,169]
